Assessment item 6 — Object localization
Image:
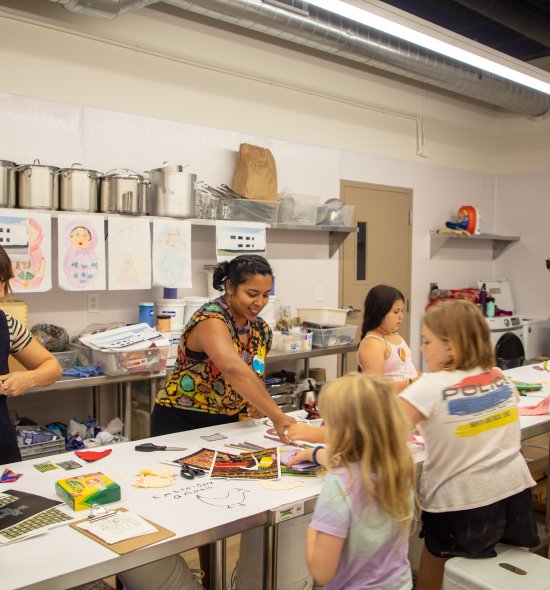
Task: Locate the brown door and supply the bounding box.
[339,181,413,372]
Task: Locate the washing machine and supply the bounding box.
[520,315,550,361]
[479,279,525,370]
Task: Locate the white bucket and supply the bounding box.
[183,297,209,326]
[156,298,185,330]
[158,329,183,360]
[236,514,314,590]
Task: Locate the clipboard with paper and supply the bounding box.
[70,506,174,554]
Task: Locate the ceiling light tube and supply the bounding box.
[306,0,550,95]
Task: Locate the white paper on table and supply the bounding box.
[76,511,157,544]
[108,216,151,290]
[79,323,169,352]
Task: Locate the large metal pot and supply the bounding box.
[147,163,196,218]
[99,169,148,215]
[16,159,59,210]
[0,160,17,208]
[58,163,99,212]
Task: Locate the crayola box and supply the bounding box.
[55,472,121,511]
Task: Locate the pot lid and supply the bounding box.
[17,159,58,170]
[101,168,143,180]
[148,163,189,173]
[58,162,98,175]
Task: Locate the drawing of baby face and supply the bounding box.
[70,226,92,250]
[164,228,182,250]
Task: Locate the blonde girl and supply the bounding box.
[288,373,416,589]
[400,300,538,590]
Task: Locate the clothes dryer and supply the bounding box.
[479,280,525,369]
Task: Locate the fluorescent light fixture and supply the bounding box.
[306,0,550,95]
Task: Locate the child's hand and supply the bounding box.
[286,449,313,467]
[287,423,326,443]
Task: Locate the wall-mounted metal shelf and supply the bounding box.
[193,218,357,257]
[429,230,520,260]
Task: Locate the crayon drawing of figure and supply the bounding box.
[158,226,187,286]
[64,222,99,289]
[11,218,45,290]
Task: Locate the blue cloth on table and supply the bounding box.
[63,365,103,377]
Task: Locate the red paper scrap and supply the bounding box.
[519,395,550,416]
[75,449,113,462]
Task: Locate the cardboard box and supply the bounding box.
[55,472,121,511]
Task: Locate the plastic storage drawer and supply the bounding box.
[309,325,357,348]
[17,425,65,460]
[90,346,169,376]
[231,199,279,223]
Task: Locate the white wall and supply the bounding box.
[0,1,549,425]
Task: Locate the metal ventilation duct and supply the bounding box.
[49,0,550,117]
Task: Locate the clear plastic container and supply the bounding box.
[277,193,320,225]
[297,307,348,325]
[52,350,77,371]
[90,346,169,376]
[309,325,358,348]
[271,331,302,352]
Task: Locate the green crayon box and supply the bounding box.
[55,472,121,511]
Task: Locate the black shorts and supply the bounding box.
[420,488,540,558]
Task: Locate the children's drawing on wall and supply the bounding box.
[0,213,29,262]
[58,215,106,291]
[152,219,192,288]
[215,221,266,262]
[10,213,52,293]
[108,217,151,290]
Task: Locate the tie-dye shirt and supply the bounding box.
[400,367,534,512]
[310,464,412,590]
[154,299,272,415]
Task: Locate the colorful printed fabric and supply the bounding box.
[154,299,272,415]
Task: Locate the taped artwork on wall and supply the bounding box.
[0,212,29,262]
[215,221,266,262]
[10,213,52,293]
[152,219,192,288]
[108,217,151,290]
[58,215,106,291]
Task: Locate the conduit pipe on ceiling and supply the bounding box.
[48,0,155,19]
[48,0,550,117]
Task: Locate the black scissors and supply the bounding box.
[180,464,206,480]
[135,443,188,452]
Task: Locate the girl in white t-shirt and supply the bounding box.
[288,373,416,589]
[399,299,538,590]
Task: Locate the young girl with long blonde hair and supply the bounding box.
[288,372,416,589]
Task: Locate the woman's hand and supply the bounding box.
[287,423,326,444]
[272,414,297,444]
[0,372,38,397]
[286,448,314,467]
[247,405,265,419]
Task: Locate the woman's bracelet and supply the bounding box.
[311,445,324,467]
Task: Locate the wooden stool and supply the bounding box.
[443,544,550,589]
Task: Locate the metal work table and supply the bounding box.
[3,364,550,589]
[269,343,357,377]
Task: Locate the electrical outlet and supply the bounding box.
[87,293,99,313]
[316,286,324,302]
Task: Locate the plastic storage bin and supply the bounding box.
[90,345,169,376]
[17,425,65,460]
[277,194,320,225]
[271,331,302,352]
[309,325,357,348]
[231,199,279,223]
[317,204,356,226]
[297,307,348,326]
[52,350,77,371]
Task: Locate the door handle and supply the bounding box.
[346,305,361,315]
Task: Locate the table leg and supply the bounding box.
[92,385,100,421]
[340,352,348,376]
[211,538,227,590]
[263,521,278,590]
[303,358,310,379]
[124,382,132,440]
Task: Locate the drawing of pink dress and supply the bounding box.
[64,223,99,289]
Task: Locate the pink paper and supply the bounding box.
[519,395,550,416]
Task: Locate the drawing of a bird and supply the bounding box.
[196,488,250,509]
